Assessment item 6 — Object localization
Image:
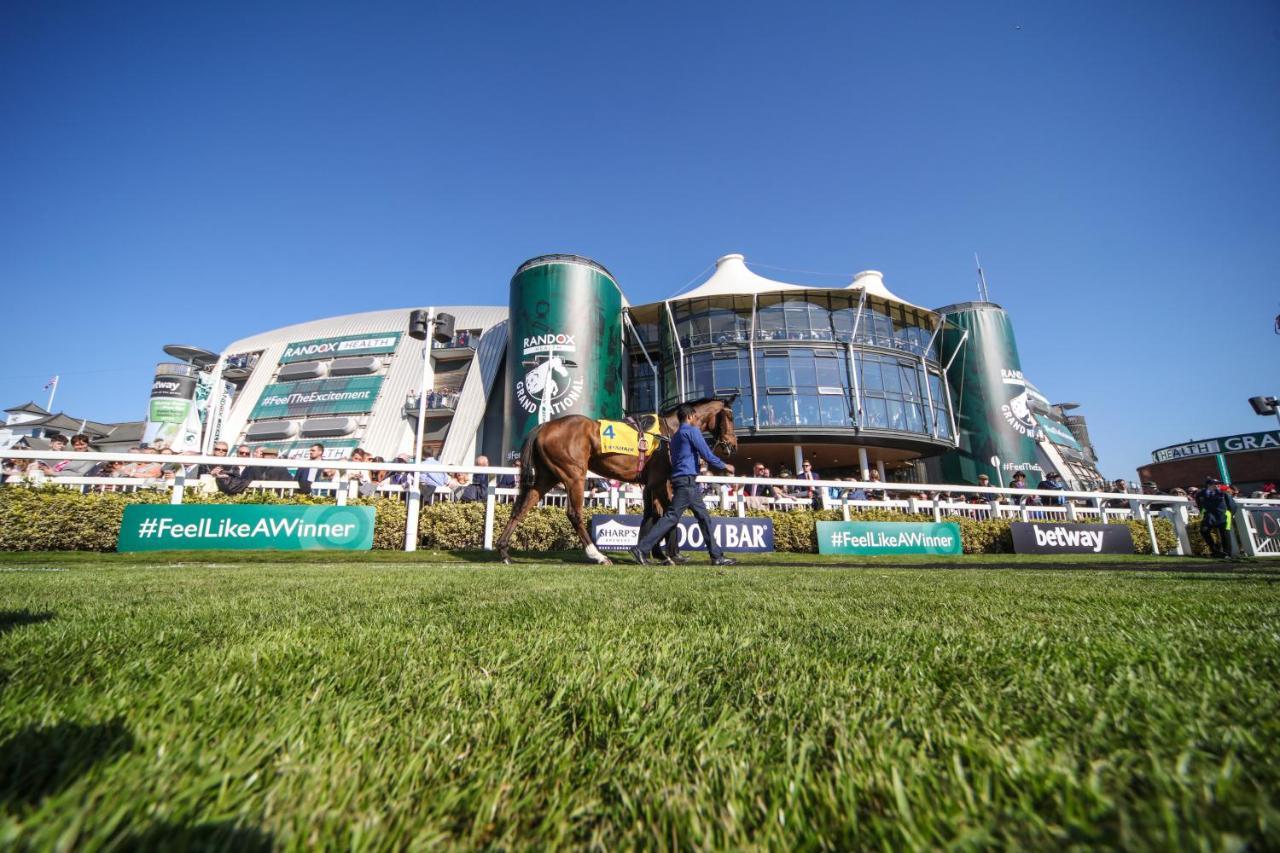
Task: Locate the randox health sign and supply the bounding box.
[119,506,375,552]
[816,521,963,555]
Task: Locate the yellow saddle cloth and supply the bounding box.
[599,416,662,456]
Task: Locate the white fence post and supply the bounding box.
[932,495,942,523]
[1171,505,1192,556]
[405,477,420,552]
[1145,511,1160,555]
[170,471,185,505]
[841,494,850,522]
[483,477,497,550]
[333,472,347,507]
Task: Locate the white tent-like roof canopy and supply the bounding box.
[670,254,932,314]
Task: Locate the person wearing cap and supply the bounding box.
[1194,477,1238,558]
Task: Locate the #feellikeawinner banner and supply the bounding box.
[119,505,375,552]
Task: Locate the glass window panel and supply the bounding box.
[732,394,754,427]
[690,354,713,397]
[934,406,952,438]
[928,373,945,401]
[900,365,920,397]
[860,355,883,391]
[815,354,842,387]
[758,302,786,339]
[763,393,795,426]
[796,394,821,427]
[887,399,907,431]
[904,401,924,433]
[881,360,902,394]
[763,353,790,386]
[863,396,888,428]
[790,350,817,386]
[713,354,741,389]
[819,396,849,426]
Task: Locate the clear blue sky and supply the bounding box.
[2,1,1277,479]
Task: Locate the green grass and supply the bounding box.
[1,554,1278,849]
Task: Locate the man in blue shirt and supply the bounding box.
[630,403,736,566]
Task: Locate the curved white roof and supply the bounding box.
[673,254,931,314]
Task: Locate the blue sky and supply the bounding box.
[2,1,1277,479]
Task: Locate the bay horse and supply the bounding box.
[495,397,738,564]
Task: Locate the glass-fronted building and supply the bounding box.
[625,254,957,479]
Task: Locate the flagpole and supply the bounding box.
[46,376,59,412]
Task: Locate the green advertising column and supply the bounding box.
[506,255,624,454]
[936,302,1043,486]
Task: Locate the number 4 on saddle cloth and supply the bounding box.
[598,415,663,457]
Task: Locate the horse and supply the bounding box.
[495,397,739,564]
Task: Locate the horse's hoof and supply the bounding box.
[501,557,512,565]
[598,557,613,565]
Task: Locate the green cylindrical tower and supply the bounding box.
[505,255,624,454]
[936,301,1043,486]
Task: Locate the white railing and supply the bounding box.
[4,448,1279,557]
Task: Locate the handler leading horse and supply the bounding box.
[495,397,738,564]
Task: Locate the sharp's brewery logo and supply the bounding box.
[515,328,584,422]
[999,368,1042,440]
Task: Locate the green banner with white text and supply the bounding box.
[250,376,384,420]
[119,505,375,552]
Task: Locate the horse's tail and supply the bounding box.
[519,424,543,485]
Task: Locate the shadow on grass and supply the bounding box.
[0,719,133,806]
[114,820,273,852]
[0,610,54,637]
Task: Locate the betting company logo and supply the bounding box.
[998,368,1042,440]
[515,332,584,422]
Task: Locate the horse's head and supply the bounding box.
[698,396,738,456]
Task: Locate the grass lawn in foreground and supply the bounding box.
[1,553,1278,848]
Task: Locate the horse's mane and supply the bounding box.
[658,395,737,418]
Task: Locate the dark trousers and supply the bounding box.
[638,485,679,559]
[636,476,723,560]
[1201,522,1232,556]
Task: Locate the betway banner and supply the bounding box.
[249,376,383,420]
[590,514,774,552]
[119,505,374,552]
[280,332,401,363]
[1010,522,1134,555]
[817,521,962,555]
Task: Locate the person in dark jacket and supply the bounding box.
[1038,472,1065,506]
[296,443,328,495]
[630,403,736,566]
[1195,477,1238,558]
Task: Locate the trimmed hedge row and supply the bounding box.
[0,485,1182,555]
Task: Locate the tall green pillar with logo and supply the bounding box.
[936,301,1042,486]
[505,254,625,455]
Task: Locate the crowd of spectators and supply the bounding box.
[6,439,1279,513]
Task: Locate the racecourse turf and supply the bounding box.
[1,552,1278,849]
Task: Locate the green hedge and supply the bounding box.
[0,485,1182,555]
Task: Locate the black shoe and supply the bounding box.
[669,555,690,565]
[628,547,648,565]
[711,557,737,566]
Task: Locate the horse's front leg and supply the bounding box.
[564,478,610,565]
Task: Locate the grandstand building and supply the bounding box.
[136,252,1105,486]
